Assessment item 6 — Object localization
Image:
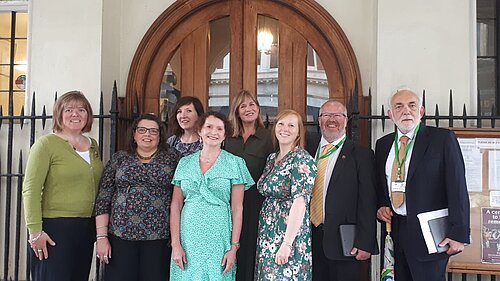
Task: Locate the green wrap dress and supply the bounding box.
[170,150,254,281]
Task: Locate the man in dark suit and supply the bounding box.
[307,100,378,281]
[376,89,470,281]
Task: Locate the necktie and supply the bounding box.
[311,143,334,227]
[391,135,410,208]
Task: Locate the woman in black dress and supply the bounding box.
[225,90,274,281]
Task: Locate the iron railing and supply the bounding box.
[0,83,119,281]
[0,84,499,280]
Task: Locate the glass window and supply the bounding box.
[208,16,230,115]
[160,48,180,123]
[477,0,497,116]
[257,15,279,121]
[306,44,329,122]
[0,11,27,116]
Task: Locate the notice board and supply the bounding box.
[447,128,500,275]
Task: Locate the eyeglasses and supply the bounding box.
[135,127,160,135]
[319,112,347,119]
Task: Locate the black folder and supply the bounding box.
[428,216,449,253]
[339,224,356,257]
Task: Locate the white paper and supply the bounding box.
[417,208,449,254]
[458,138,483,192]
[490,191,500,207]
[489,151,500,191]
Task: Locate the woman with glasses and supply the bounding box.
[168,96,205,157]
[23,91,103,281]
[94,114,180,281]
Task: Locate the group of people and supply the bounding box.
[22,88,470,281]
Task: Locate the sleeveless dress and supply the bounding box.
[170,150,254,281]
[254,148,317,281]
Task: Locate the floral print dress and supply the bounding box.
[255,148,317,281]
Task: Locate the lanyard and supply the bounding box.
[315,136,346,162]
[393,122,420,178]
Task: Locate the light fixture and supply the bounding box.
[257,29,274,55]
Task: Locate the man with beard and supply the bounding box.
[306,100,378,281]
[375,89,470,281]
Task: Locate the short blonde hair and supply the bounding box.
[272,109,305,149]
[52,91,93,133]
[228,90,264,137]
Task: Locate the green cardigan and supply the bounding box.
[22,134,104,234]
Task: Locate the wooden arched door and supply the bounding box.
[126,0,362,123]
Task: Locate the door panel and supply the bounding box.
[126,0,362,125]
[278,22,307,120]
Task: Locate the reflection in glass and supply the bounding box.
[477,20,496,57]
[478,58,497,116]
[257,15,279,121]
[306,44,329,123]
[160,48,181,123]
[208,16,230,115]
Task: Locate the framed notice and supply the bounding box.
[447,129,500,274]
[481,208,500,263]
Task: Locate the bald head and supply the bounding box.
[388,89,425,134]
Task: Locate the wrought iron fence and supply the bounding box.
[1,85,500,281]
[0,83,119,281]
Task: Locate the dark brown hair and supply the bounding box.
[126,114,169,154]
[52,90,93,133]
[169,96,205,137]
[196,111,233,139]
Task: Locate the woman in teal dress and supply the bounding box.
[170,111,254,281]
[255,110,317,281]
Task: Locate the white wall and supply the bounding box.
[316,0,377,100]
[376,0,474,116]
[29,0,103,119]
[118,0,175,96]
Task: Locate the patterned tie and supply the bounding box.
[391,135,410,208]
[311,144,334,227]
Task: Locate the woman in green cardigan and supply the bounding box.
[22,91,103,281]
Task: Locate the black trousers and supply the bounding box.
[104,234,171,281]
[312,225,361,281]
[30,217,95,281]
[392,214,449,281]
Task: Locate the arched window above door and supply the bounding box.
[126,0,362,124]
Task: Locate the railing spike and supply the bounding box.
[492,104,496,128]
[462,104,467,128]
[42,106,47,130]
[19,106,25,129]
[449,89,453,128]
[434,104,440,127]
[381,104,386,132]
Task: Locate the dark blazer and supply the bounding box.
[375,124,470,261]
[307,135,379,260]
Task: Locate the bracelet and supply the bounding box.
[28,231,44,244]
[96,236,108,240]
[96,234,108,239]
[96,225,108,229]
[231,241,240,249]
[282,241,293,250]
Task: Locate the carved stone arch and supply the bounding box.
[125,0,362,115]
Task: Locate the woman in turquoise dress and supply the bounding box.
[170,111,254,281]
[255,110,317,281]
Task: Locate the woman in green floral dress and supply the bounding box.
[255,110,317,281]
